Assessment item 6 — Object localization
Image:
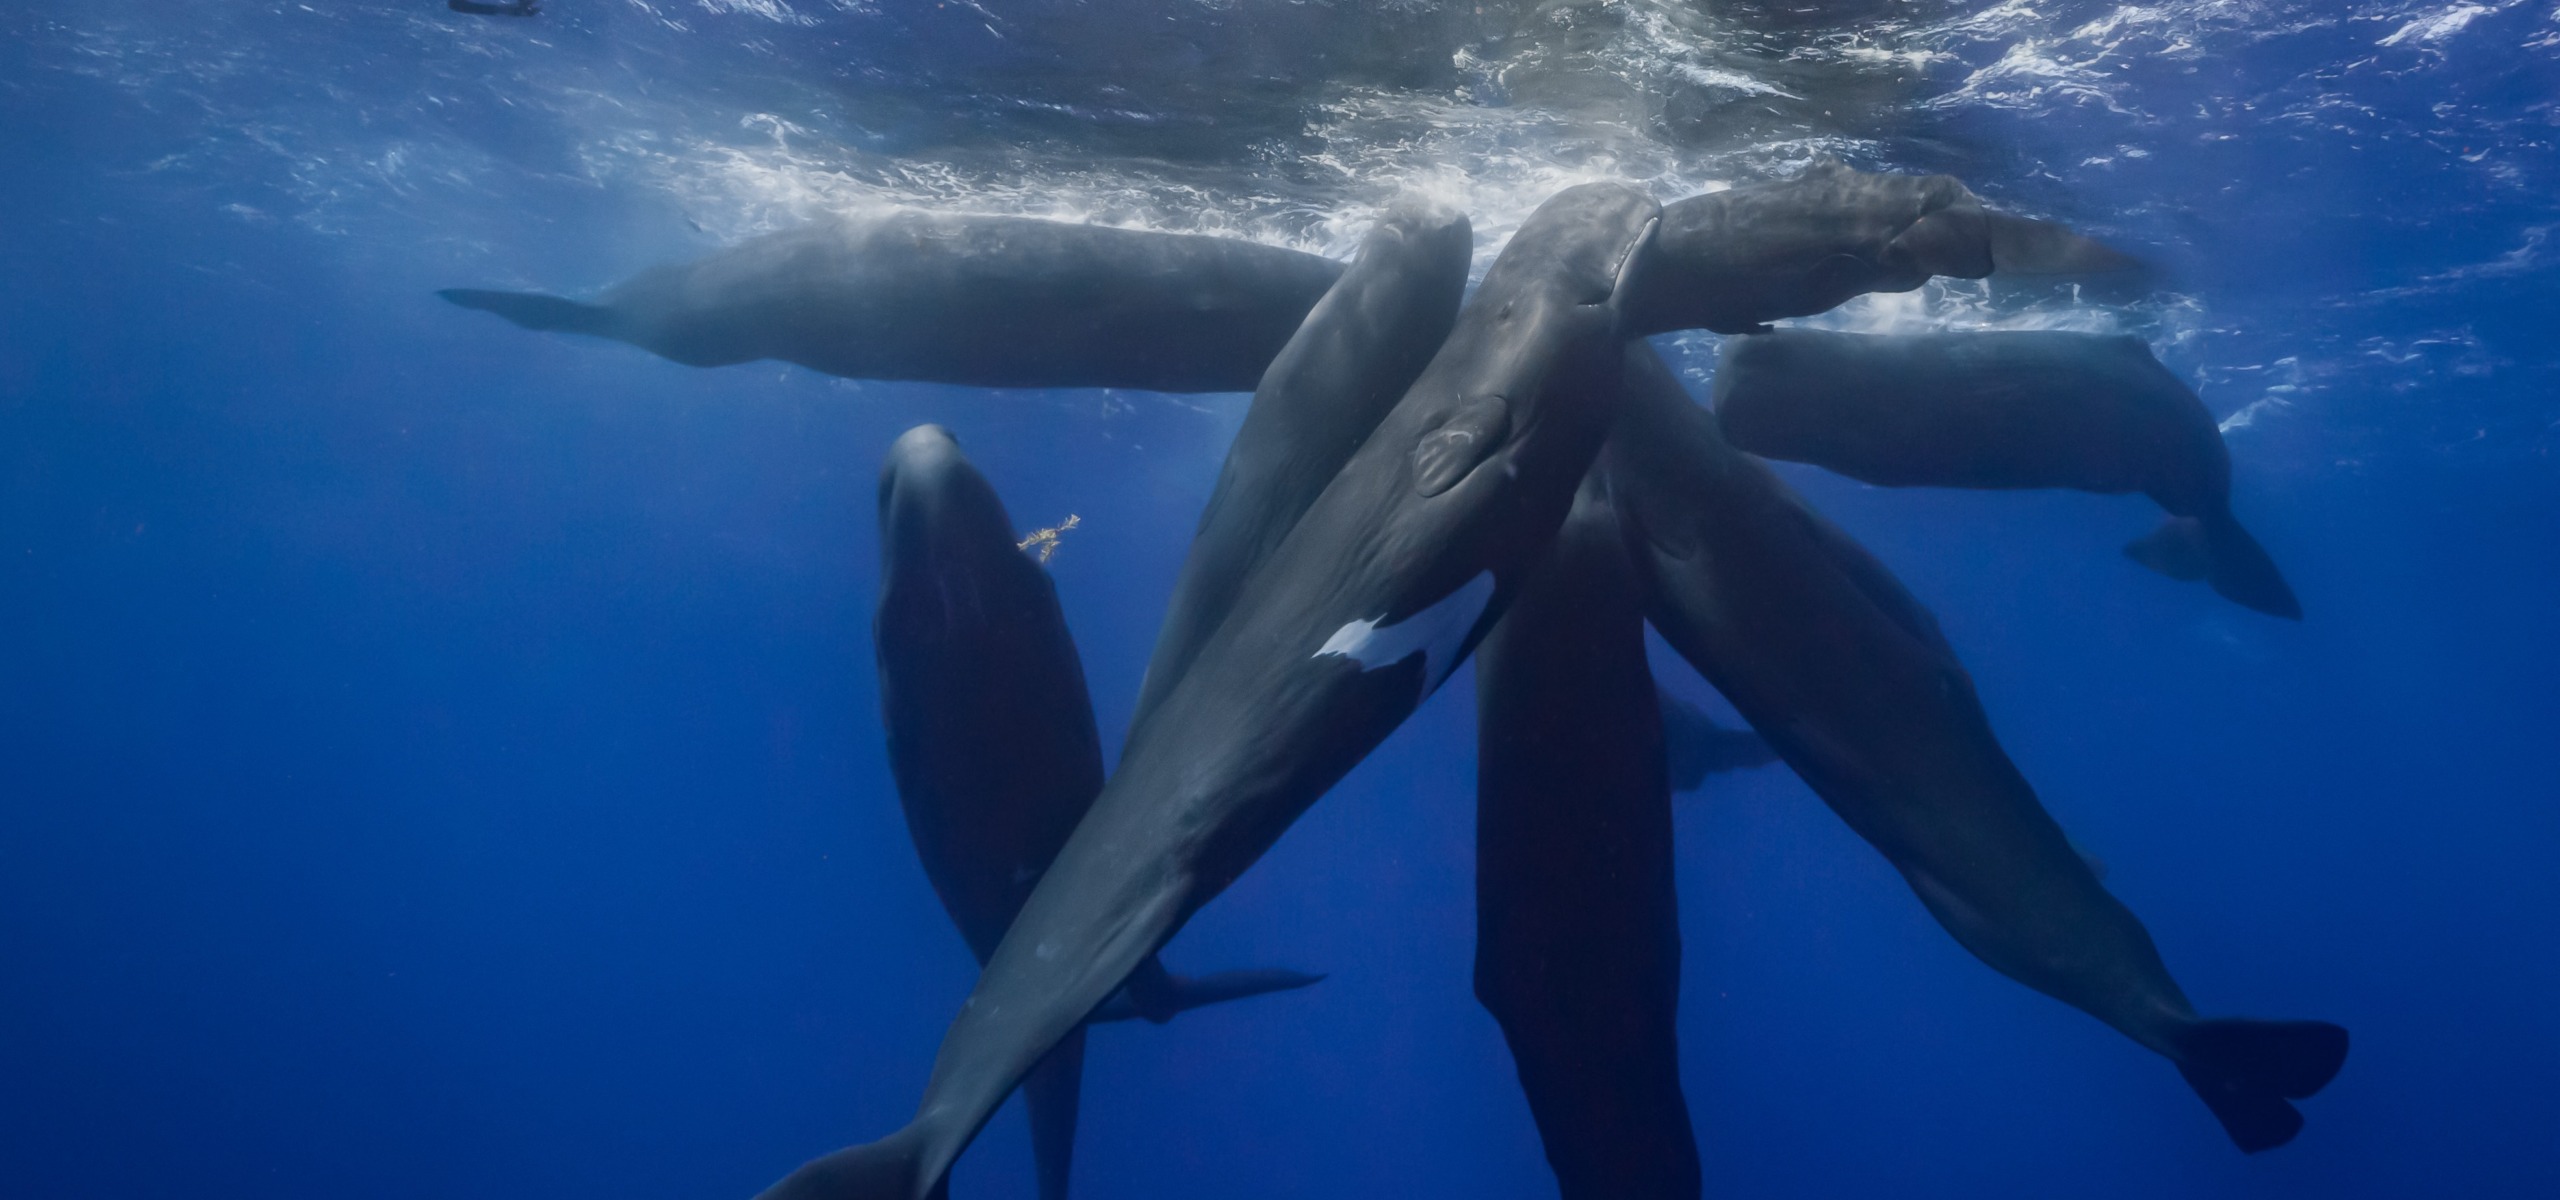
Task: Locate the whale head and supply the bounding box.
[878,425,1021,581]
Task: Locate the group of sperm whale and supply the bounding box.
[445,159,2346,1200]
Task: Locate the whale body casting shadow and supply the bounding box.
[1626,158,2142,336]
[1710,328,2302,618]
[1474,469,1699,1200]
[755,182,1662,1200]
[441,211,1344,392]
[872,425,1324,1199]
[1606,341,2346,1152]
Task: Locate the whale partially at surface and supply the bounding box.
[1627,158,2141,336]
[1711,328,2301,619]
[1607,341,2345,1152]
[873,425,1321,1200]
[441,210,1344,392]
[756,183,1662,1200]
[1474,469,1699,1200]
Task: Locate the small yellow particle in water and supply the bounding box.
[1018,514,1081,563]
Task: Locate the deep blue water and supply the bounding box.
[4,2,2557,1197]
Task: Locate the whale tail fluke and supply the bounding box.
[1090,966,1326,1025]
[2125,514,2302,620]
[1984,211,2145,277]
[2174,1018,2349,1153]
[1163,967,1329,1014]
[437,288,622,338]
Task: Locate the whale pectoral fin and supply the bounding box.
[2200,513,2304,620]
[1413,395,1513,497]
[2126,515,2303,620]
[1159,967,1328,1014]
[2124,516,2212,582]
[2174,1018,2349,1153]
[1114,953,1183,1024]
[437,288,621,338]
[1660,688,1781,791]
[1982,211,2145,276]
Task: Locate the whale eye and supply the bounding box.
[1413,395,1511,498]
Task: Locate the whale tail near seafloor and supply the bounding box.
[2124,513,2303,620]
[438,288,624,341]
[2174,1018,2350,1152]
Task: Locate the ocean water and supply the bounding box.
[2,2,2556,1197]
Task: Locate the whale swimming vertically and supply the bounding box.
[756,182,1662,1200]
[1710,328,2302,618]
[1604,342,2345,1152]
[1474,470,1699,1200]
[441,211,1344,392]
[873,425,1320,1200]
[1626,158,2140,336]
[1131,197,1472,728]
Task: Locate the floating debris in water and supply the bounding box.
[1018,514,1081,563]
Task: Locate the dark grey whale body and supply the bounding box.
[1131,199,1473,727]
[1605,342,2346,1152]
[442,211,1344,392]
[1474,470,1699,1200]
[873,425,1319,1200]
[1711,328,2301,618]
[1627,159,2139,335]
[439,163,2123,393]
[758,182,1662,1200]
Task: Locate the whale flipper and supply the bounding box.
[2125,514,2302,620]
[1657,688,1778,791]
[437,288,623,338]
[2174,1018,2350,1152]
[1090,964,1326,1025]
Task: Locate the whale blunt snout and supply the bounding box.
[879,424,967,504]
[878,425,1016,565]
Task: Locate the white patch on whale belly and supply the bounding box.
[1313,571,1496,698]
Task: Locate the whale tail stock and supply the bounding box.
[1088,961,1327,1025]
[2124,513,2303,620]
[437,288,624,339]
[2173,1018,2349,1153]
